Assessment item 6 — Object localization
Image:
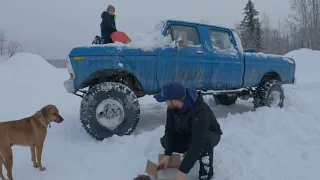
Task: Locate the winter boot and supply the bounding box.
[198,142,214,180]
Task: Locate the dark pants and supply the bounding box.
[160,132,221,180]
[101,36,113,44]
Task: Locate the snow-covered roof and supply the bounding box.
[163,19,232,30]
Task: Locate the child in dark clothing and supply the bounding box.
[100,5,117,44]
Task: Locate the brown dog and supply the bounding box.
[0,104,64,180]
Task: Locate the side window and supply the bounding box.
[209,29,234,50]
[169,25,201,47]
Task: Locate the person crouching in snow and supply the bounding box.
[155,82,223,180]
[100,5,117,44]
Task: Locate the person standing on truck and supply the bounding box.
[100,5,117,44]
[155,82,223,180]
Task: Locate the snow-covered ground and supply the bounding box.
[0,49,320,180]
[0,56,7,64]
[285,48,319,84]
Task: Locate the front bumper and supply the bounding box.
[292,77,297,84]
[64,79,75,93]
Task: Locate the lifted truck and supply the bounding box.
[63,19,296,141]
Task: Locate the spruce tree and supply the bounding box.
[254,19,263,52]
[239,0,263,52]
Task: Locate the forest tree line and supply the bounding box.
[1,0,319,57]
[235,0,320,55]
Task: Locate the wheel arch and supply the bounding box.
[260,71,281,84]
[78,69,146,97]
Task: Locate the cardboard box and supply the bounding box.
[145,154,181,180]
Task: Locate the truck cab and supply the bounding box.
[157,20,245,90]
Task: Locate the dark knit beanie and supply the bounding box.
[107,5,115,11]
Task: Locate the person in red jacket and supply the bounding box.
[155,82,223,180]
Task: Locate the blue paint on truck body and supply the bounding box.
[66,19,295,94]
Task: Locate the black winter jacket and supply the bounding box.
[164,89,223,174]
[100,11,117,38]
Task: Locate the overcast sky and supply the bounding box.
[0,0,291,59]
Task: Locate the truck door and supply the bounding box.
[206,28,244,89]
[157,24,210,90]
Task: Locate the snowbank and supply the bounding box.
[0,56,7,63]
[0,50,320,180]
[285,48,320,84]
[3,52,56,71]
[0,52,79,120]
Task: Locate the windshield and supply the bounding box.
[153,20,167,34]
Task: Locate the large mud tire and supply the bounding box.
[253,79,284,109]
[80,82,140,141]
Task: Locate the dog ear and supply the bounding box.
[41,106,52,118]
[46,106,53,114]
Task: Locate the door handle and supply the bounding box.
[197,50,204,54]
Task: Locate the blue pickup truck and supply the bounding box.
[63,19,296,141]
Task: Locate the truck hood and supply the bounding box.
[244,52,295,66]
[69,45,143,56]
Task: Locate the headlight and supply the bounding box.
[66,56,75,79]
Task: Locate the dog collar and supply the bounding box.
[34,111,51,128]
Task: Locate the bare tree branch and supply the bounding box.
[0,29,7,56]
[7,40,24,57]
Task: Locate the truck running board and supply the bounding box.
[200,87,254,96]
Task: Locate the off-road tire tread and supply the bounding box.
[80,82,140,141]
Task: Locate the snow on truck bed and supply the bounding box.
[0,49,319,180]
[74,21,173,51]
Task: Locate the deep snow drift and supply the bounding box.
[0,50,319,180]
[285,48,320,84]
[0,52,78,121]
